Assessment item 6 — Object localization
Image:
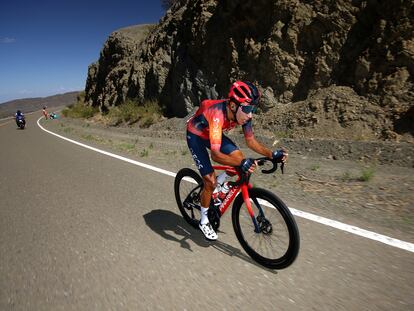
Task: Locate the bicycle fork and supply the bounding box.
[241,186,262,233]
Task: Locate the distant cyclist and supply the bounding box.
[186,81,288,240]
[42,106,48,119]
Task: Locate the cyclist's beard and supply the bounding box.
[235,107,251,125]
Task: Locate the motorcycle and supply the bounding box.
[16,116,26,129]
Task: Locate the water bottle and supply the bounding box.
[213,172,228,194]
[218,182,230,200]
[212,183,222,206]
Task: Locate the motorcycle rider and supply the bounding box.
[15,110,25,127]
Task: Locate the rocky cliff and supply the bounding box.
[84,0,413,141]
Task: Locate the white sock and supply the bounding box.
[200,206,209,225]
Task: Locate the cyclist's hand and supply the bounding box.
[272,148,288,163]
[240,158,256,174]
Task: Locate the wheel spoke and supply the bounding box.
[237,194,291,261]
[175,169,203,227]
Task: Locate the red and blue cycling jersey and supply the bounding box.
[187,99,254,151]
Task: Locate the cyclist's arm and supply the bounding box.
[242,120,272,158]
[245,136,273,158]
[208,113,243,166]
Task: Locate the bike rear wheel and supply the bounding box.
[174,168,203,229]
[232,187,299,269]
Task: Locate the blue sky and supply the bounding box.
[0,0,165,103]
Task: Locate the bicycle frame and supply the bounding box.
[177,156,299,269]
[213,165,261,232]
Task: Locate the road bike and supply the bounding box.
[174,157,300,269]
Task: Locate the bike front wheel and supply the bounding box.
[232,187,300,269]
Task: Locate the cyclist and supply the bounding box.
[186,81,288,240]
[42,106,48,119]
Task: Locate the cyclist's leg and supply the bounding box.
[200,134,243,203]
[186,132,218,239]
[200,173,215,209]
[210,134,245,164]
[186,131,214,179]
[189,133,242,169]
[187,132,212,173]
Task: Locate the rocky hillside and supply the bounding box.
[0,91,80,119]
[84,0,413,141]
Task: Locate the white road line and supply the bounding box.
[37,118,414,253]
[37,118,176,177]
[289,208,414,252]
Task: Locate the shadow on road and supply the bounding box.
[143,209,277,273]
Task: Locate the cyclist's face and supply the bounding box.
[240,104,257,114]
[235,105,253,125]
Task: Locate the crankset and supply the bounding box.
[208,206,221,231]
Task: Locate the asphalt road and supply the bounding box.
[1,113,413,310]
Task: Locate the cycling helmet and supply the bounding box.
[16,110,21,114]
[228,81,261,116]
[228,81,253,105]
[228,81,261,105]
[244,81,260,106]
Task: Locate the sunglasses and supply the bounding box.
[239,104,257,114]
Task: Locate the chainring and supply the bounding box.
[208,206,221,231]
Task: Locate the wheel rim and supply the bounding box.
[179,175,202,224]
[238,197,290,261]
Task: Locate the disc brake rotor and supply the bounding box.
[257,216,273,234]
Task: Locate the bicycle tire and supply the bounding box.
[174,168,203,229]
[232,187,300,269]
